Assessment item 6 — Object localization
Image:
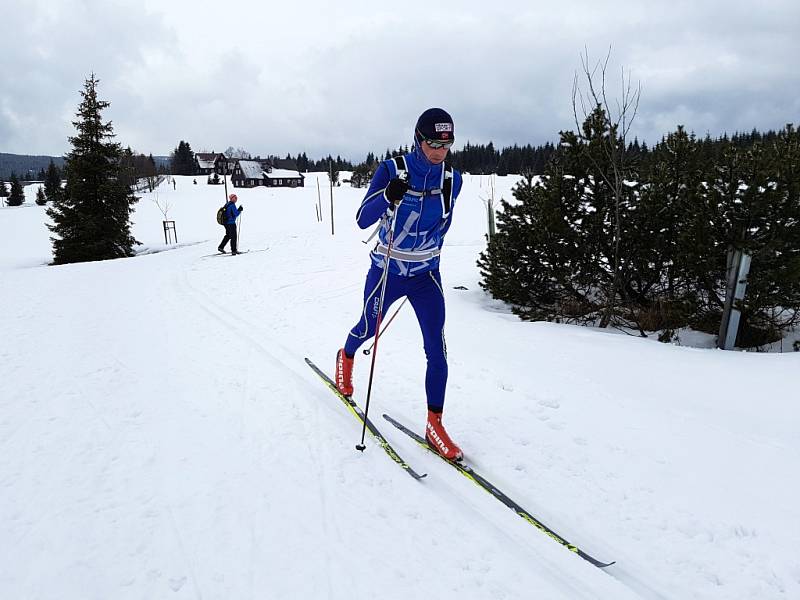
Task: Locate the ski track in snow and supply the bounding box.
[1,175,797,599]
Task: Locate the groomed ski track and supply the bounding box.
[3,175,795,599]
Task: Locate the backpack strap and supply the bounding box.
[440,162,453,219]
[389,155,451,216]
[392,155,408,180]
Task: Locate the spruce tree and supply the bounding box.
[35,186,47,206]
[349,163,374,188]
[477,129,599,322]
[47,74,139,264]
[633,126,706,330]
[721,126,800,344]
[0,179,7,198]
[327,157,339,185]
[170,141,195,175]
[478,106,638,326]
[44,160,62,203]
[693,137,747,326]
[7,173,25,206]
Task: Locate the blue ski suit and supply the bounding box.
[344,146,463,412]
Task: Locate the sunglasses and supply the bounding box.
[423,138,454,149]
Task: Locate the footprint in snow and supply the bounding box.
[168,576,187,592]
[538,397,560,409]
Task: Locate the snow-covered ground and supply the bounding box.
[1,174,797,600]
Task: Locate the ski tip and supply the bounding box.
[599,560,616,568]
[584,556,616,568]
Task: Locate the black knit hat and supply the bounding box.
[415,108,454,143]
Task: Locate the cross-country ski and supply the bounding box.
[383,413,614,568]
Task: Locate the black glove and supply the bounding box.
[238,205,244,211]
[384,178,409,204]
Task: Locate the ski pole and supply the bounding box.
[362,298,407,355]
[356,207,400,452]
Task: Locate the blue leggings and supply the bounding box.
[344,266,448,412]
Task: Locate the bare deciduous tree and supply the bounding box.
[153,192,171,221]
[572,46,641,327]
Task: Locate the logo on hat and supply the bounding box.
[434,123,453,133]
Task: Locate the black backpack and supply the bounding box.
[216,204,226,225]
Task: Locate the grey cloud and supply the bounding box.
[1,0,175,154]
[2,0,798,160]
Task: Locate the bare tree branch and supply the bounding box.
[570,45,642,327]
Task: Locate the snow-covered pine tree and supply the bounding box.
[478,106,639,326]
[47,74,139,265]
[35,186,47,206]
[632,125,708,333]
[477,124,594,322]
[716,125,800,345]
[7,174,25,206]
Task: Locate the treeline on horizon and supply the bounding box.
[0,151,169,182]
[4,127,789,182]
[214,127,793,178]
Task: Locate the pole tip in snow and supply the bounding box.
[355,444,366,452]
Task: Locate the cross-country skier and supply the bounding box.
[218,193,244,254]
[335,107,464,460]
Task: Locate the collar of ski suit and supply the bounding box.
[406,144,446,177]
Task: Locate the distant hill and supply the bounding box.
[0,153,171,179]
[0,153,65,179]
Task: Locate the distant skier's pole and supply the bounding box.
[362,298,408,355]
[356,209,400,452]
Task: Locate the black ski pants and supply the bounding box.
[219,223,238,253]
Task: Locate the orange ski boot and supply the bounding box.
[426,409,463,461]
[335,348,354,397]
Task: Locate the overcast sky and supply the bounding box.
[2,0,798,161]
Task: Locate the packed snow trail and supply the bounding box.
[1,175,797,599]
